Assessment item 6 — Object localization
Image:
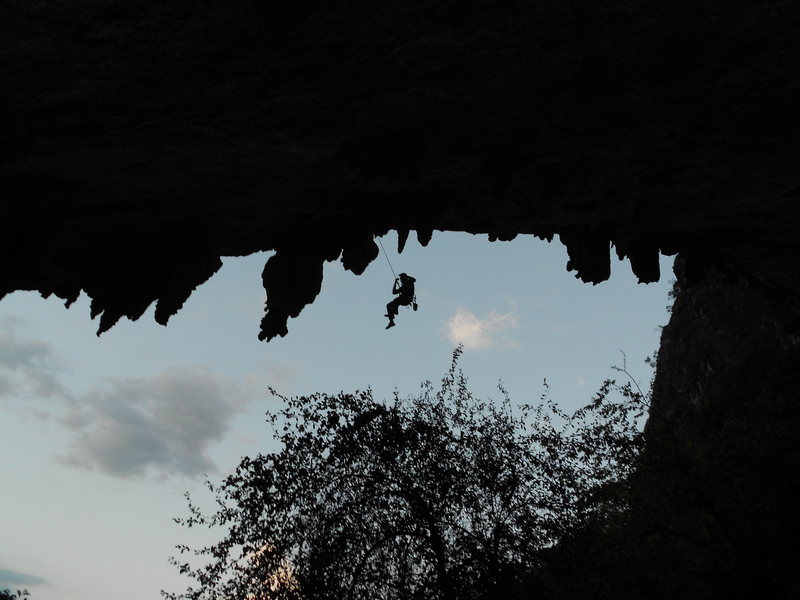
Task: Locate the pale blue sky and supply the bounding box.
[0,232,673,599]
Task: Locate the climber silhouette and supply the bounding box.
[385,273,416,329]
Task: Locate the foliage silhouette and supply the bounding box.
[166,347,648,600]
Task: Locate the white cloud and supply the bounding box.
[445,307,519,350]
[2,318,252,479]
[58,367,248,479]
[564,376,587,388]
[0,318,68,403]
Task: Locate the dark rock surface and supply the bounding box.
[2,0,800,338]
[541,263,800,599]
[631,260,800,598]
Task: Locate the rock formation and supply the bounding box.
[2,0,799,339]
[638,260,800,598]
[540,261,800,599]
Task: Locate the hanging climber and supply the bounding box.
[385,273,417,329]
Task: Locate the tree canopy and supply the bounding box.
[166,348,648,600]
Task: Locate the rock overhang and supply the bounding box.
[2,0,799,339]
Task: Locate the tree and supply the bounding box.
[166,348,648,600]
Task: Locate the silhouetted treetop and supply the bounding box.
[167,348,648,600]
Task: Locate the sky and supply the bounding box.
[0,232,674,600]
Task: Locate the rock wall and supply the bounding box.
[542,263,800,599]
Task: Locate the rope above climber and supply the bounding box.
[385,273,417,329]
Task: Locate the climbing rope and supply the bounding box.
[376,236,397,280]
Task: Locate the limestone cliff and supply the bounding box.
[541,263,800,599]
[633,260,800,598]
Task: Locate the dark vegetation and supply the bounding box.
[167,348,649,599]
